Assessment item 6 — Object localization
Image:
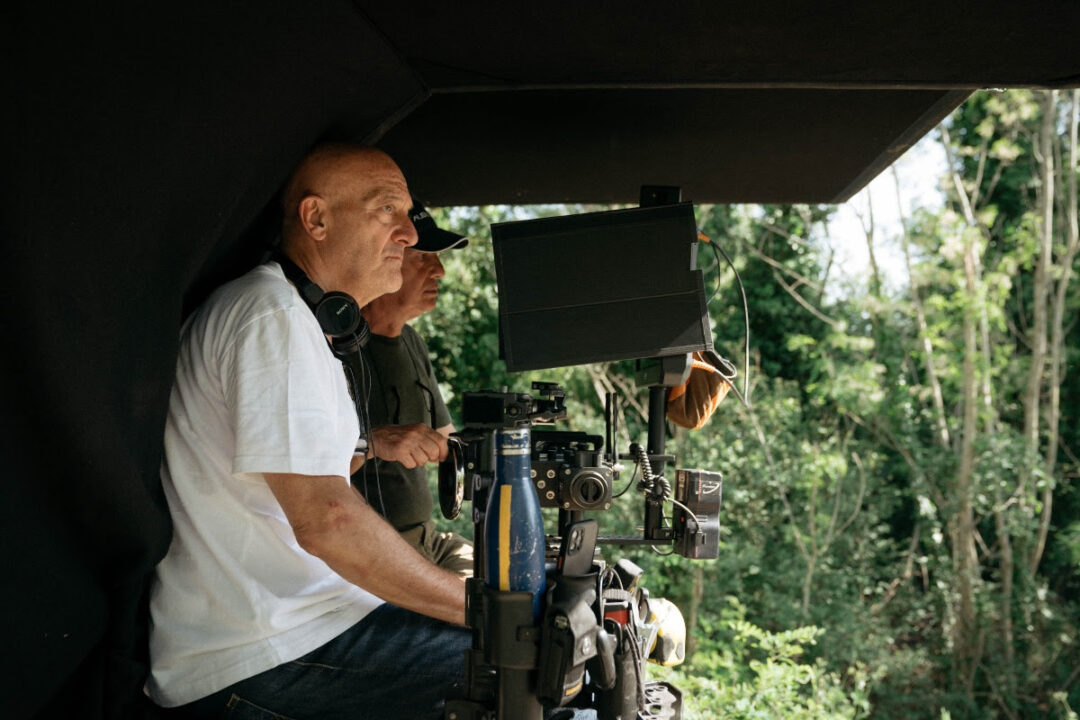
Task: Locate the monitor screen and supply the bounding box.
[491,203,714,371]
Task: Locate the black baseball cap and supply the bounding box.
[410,198,469,252]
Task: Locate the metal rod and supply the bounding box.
[644,386,668,540]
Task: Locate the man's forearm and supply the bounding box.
[313,491,466,625]
[265,472,465,625]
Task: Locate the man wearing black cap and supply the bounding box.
[354,199,473,575]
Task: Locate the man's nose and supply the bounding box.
[398,216,419,247]
[430,255,445,279]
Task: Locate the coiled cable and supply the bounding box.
[630,443,670,504]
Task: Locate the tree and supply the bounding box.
[419,90,1080,718]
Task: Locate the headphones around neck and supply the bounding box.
[275,254,370,357]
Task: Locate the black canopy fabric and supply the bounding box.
[373,3,1080,205]
[3,2,1077,717]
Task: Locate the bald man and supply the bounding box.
[147,145,470,719]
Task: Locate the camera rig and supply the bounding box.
[439,375,722,720]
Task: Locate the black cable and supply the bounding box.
[699,236,751,405]
[705,237,723,306]
[708,352,738,383]
[612,458,638,499]
[624,621,647,710]
[654,475,671,502]
[631,443,669,504]
[708,240,752,406]
[348,347,388,518]
[718,369,749,409]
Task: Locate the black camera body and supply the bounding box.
[439,385,572,521]
[461,383,567,429]
[531,431,614,511]
[439,385,723,562]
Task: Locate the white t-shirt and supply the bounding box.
[146,262,382,707]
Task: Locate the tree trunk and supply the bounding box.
[994,504,1016,699]
[1032,89,1078,572]
[940,124,986,695]
[953,226,981,695]
[894,166,951,449]
[685,564,704,661]
[862,189,883,297]
[1022,91,1054,484]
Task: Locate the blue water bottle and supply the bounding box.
[484,426,547,621]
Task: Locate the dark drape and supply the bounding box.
[2,3,417,716]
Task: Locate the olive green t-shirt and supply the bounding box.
[352,325,452,531]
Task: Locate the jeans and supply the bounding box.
[180,603,596,720]
[183,603,469,720]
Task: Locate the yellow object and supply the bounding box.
[498,485,512,590]
[646,597,687,667]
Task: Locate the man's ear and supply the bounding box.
[297,195,328,241]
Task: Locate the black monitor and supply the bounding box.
[491,202,714,372]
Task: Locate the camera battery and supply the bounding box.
[673,468,722,559]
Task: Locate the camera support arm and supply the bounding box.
[640,354,691,543]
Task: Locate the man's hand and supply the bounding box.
[369,424,448,468]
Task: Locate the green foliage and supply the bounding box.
[650,598,872,719]
[415,89,1080,719]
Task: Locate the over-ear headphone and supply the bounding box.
[274,254,370,357]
